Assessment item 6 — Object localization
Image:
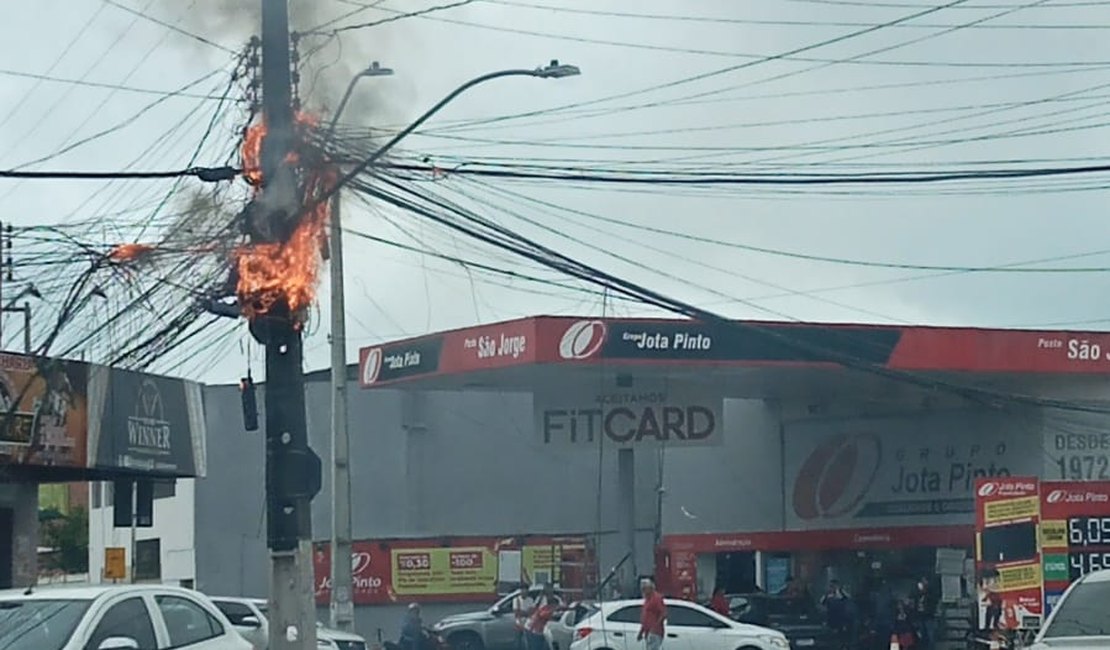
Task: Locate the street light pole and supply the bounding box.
[317,59,577,631]
[324,62,393,633]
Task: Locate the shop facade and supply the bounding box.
[0,352,207,587]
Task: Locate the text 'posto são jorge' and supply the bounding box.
[541,405,716,444]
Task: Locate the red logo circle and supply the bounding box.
[977,482,998,497]
[559,320,606,360]
[793,432,882,520]
[361,348,383,385]
[1047,489,1067,504]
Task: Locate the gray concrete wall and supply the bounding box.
[197,379,671,641]
[660,399,784,535]
[0,482,38,589]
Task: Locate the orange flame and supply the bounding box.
[109,243,155,262]
[234,114,334,321]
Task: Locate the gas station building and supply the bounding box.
[352,316,1110,602]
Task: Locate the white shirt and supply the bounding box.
[514,594,536,628]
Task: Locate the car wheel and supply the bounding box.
[447,632,485,650]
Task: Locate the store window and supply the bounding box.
[715,551,757,594]
[135,538,161,581]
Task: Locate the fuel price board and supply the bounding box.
[1039,481,1110,614]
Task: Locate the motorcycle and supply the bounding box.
[383,627,447,650]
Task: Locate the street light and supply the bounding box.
[322,60,581,205]
[323,61,578,631]
[325,60,394,634]
[324,61,395,147]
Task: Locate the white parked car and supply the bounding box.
[0,583,251,650]
[209,596,367,650]
[568,598,790,650]
[1029,568,1110,649]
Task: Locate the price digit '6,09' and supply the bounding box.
[1070,519,1085,545]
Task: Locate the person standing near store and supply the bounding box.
[513,582,536,650]
[871,579,896,650]
[821,580,852,643]
[710,586,730,617]
[526,587,558,650]
[638,578,667,650]
[914,577,939,649]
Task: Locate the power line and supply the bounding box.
[381,160,1110,186]
[0,67,226,99]
[323,0,479,34]
[102,0,238,54]
[0,166,237,181]
[482,0,1110,29]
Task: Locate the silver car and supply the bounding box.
[433,587,564,650]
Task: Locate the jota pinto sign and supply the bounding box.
[975,477,1044,631]
[1039,480,1110,614]
[313,537,591,605]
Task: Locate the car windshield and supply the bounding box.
[0,599,91,650]
[1043,580,1110,638]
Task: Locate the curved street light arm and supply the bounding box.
[326,68,549,201]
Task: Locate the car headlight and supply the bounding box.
[759,634,790,649]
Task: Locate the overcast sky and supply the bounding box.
[3,0,1110,384]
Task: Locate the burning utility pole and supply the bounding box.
[252,1,321,648]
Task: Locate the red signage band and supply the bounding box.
[661,524,974,554]
[358,317,1110,388]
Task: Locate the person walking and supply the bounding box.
[513,583,536,650]
[637,578,667,650]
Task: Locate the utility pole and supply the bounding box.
[327,193,354,632]
[257,1,321,649]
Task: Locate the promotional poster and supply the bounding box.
[313,537,591,604]
[975,477,1044,631]
[0,353,88,469]
[1039,481,1110,614]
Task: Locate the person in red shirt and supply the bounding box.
[525,584,559,650]
[710,587,730,617]
[638,578,667,650]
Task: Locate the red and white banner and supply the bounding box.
[358,317,1110,388]
[974,477,1043,631]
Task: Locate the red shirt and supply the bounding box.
[710,593,729,616]
[640,592,666,637]
[528,604,555,634]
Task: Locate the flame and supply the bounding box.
[109,243,155,262]
[234,113,334,321]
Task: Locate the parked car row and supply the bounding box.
[431,586,790,650]
[0,584,367,650]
